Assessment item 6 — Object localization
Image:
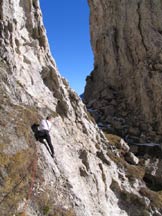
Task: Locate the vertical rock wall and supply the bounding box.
[0,1,132,215]
[84,0,162,143]
[1,0,162,215]
[0,0,65,109]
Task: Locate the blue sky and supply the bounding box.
[39,0,93,95]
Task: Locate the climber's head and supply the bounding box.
[46,115,53,121]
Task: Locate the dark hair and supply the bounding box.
[46,115,52,120]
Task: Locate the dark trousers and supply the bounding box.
[37,130,54,155]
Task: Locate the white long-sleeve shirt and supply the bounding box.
[38,119,52,131]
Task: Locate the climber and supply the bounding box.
[36,116,54,158]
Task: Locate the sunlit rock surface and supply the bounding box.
[0,0,162,216]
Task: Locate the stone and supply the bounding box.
[154,63,162,71]
[119,138,130,153]
[96,150,111,166]
[125,152,139,165]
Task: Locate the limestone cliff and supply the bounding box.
[84,0,162,143]
[0,0,162,216]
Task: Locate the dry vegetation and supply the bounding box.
[103,131,145,180]
[104,132,121,146]
[0,69,41,214]
[105,131,162,213]
[0,148,36,215]
[140,187,162,209]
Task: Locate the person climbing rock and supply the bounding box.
[37,116,54,158]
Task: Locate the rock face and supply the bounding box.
[1,0,162,216]
[84,0,162,143]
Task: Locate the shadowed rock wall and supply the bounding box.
[84,0,162,143]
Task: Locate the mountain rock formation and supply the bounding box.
[0,0,162,216]
[84,0,162,143]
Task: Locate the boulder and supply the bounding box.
[125,152,139,165]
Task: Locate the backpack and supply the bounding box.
[31,123,39,134]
